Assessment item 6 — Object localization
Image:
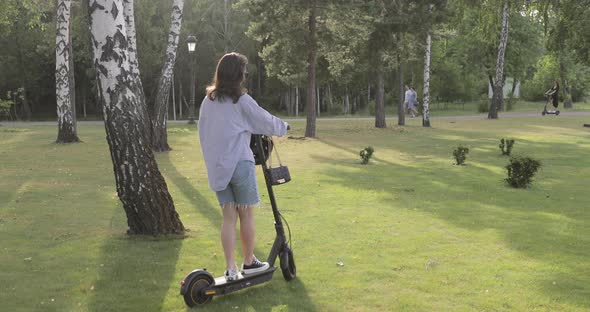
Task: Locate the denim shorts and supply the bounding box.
[216,160,260,206]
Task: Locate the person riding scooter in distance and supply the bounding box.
[198,52,289,282]
[545,80,560,110]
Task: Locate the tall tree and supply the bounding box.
[123,0,150,137]
[488,0,510,119]
[542,0,574,108]
[88,0,184,235]
[305,1,318,137]
[151,0,185,152]
[242,0,322,137]
[55,0,80,143]
[559,0,590,64]
[422,4,433,127]
[1,0,50,120]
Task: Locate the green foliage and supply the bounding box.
[499,138,515,156]
[477,99,490,113]
[359,146,374,165]
[0,90,18,111]
[505,156,542,188]
[520,54,590,102]
[505,93,518,111]
[367,100,376,116]
[554,0,590,66]
[0,98,14,110]
[452,145,469,165]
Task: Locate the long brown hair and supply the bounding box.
[206,52,248,103]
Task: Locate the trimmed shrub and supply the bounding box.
[453,145,469,165]
[499,138,515,156]
[505,156,542,188]
[360,146,374,165]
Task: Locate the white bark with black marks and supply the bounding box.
[489,0,509,119]
[55,0,79,143]
[123,0,150,137]
[89,0,184,235]
[422,4,433,128]
[152,0,185,152]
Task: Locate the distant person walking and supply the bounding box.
[404,85,415,117]
[404,85,418,118]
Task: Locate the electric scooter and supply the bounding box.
[180,134,296,307]
[542,94,560,116]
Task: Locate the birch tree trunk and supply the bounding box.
[89,0,184,235]
[305,1,317,138]
[123,0,150,138]
[68,30,77,126]
[151,0,184,152]
[55,0,79,143]
[422,4,433,128]
[375,68,386,128]
[489,0,509,119]
[398,56,405,126]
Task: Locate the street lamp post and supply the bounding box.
[187,35,197,124]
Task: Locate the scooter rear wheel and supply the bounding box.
[184,274,214,307]
[280,247,296,281]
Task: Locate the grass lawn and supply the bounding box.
[1,116,589,311]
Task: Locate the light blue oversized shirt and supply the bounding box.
[198,93,288,191]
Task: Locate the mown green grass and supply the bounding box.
[1,116,589,311]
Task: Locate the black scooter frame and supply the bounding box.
[180,134,295,307]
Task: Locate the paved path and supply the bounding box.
[2,111,590,127]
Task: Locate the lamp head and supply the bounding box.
[187,35,197,52]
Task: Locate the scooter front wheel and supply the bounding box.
[184,274,214,307]
[280,247,297,281]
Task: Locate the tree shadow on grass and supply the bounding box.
[88,233,182,312]
[158,153,318,311]
[314,136,590,309]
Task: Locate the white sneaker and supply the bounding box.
[224,268,238,281]
[241,257,269,274]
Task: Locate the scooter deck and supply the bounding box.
[207,266,277,296]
